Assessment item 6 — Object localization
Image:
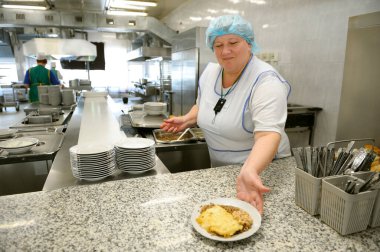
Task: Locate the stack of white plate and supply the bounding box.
[143,102,167,116]
[0,137,39,154]
[115,138,156,173]
[48,85,62,106]
[0,129,17,139]
[62,89,76,105]
[69,144,116,181]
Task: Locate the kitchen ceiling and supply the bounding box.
[48,0,189,20]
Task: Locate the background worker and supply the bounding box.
[23,53,60,103]
[50,62,64,83]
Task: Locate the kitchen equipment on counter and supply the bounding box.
[114,138,156,174]
[69,79,92,91]
[143,102,167,115]
[293,138,376,216]
[48,85,62,106]
[69,144,116,181]
[320,174,378,235]
[0,129,17,139]
[153,129,197,144]
[128,110,167,128]
[0,131,65,160]
[353,172,380,228]
[40,94,50,105]
[38,107,62,121]
[0,137,39,154]
[37,86,48,103]
[81,91,108,98]
[61,89,76,105]
[27,115,53,124]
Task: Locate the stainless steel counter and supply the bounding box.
[0,131,64,165]
[43,96,170,191]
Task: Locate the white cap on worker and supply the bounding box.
[36,53,47,60]
[51,62,56,67]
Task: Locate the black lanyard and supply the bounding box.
[213,54,252,117]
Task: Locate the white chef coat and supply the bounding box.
[197,55,291,167]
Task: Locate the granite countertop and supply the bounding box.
[1,157,379,251]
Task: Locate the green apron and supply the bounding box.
[28,65,51,103]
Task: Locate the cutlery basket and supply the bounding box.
[320,175,377,235]
[351,172,380,228]
[295,168,322,215]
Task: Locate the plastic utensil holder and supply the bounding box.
[295,168,322,215]
[320,175,377,235]
[352,172,380,228]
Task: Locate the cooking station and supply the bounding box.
[0,103,76,166]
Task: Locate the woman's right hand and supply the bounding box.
[160,116,188,133]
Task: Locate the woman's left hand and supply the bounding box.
[236,167,270,215]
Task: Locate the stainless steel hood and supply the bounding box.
[0,9,176,44]
[126,46,171,61]
[22,38,97,61]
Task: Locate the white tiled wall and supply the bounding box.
[161,0,380,146]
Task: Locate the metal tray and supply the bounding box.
[128,111,168,128]
[153,129,197,144]
[0,132,65,163]
[189,128,205,141]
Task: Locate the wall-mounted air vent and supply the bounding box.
[45,15,54,22]
[16,13,25,20]
[75,16,83,23]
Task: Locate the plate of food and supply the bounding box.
[191,198,261,242]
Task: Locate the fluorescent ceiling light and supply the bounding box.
[246,0,267,5]
[222,9,239,14]
[6,0,45,2]
[107,10,147,16]
[2,4,47,10]
[189,16,202,21]
[110,1,146,10]
[207,9,218,14]
[122,1,157,7]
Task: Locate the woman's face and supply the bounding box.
[213,34,252,74]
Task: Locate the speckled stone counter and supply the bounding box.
[1,157,379,251]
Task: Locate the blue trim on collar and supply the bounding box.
[241,71,292,134]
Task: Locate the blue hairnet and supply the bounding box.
[205,15,259,53]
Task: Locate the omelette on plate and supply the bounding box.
[196,204,253,238]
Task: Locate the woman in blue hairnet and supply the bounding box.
[161,15,291,214]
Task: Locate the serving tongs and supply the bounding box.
[176,128,191,141]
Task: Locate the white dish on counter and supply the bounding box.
[0,137,39,154]
[69,144,114,155]
[191,198,261,242]
[115,138,155,149]
[0,129,17,139]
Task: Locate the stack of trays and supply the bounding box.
[69,144,116,181]
[115,138,156,174]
